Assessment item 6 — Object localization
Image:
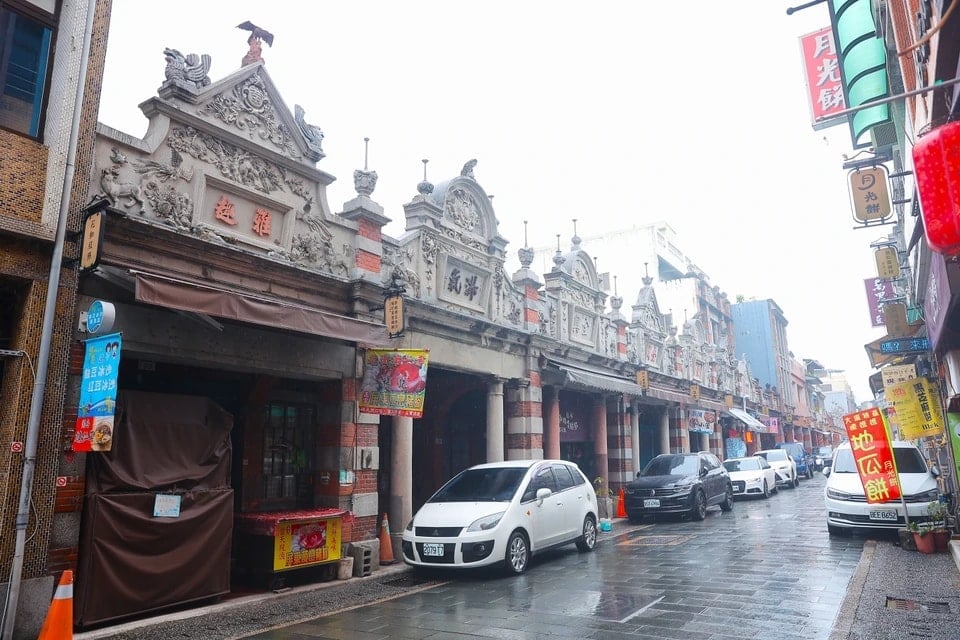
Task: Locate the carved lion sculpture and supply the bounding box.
[100,167,145,213]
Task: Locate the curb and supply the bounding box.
[828,540,876,640]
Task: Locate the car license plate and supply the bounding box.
[422,543,444,557]
[869,509,898,522]
[643,499,660,508]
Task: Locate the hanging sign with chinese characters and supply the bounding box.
[798,26,846,128]
[874,246,900,279]
[864,277,896,327]
[359,348,430,417]
[849,165,893,224]
[885,377,945,440]
[841,407,901,503]
[687,409,715,434]
[72,332,123,452]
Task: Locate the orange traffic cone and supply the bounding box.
[38,569,73,640]
[379,513,396,565]
[616,487,627,519]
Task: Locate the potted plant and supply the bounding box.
[907,520,937,554]
[926,500,951,552]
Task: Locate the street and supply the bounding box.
[238,473,864,640]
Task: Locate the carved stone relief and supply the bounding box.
[443,188,480,233]
[200,73,301,159]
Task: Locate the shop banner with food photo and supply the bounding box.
[687,408,716,434]
[359,348,430,417]
[842,406,901,503]
[73,332,123,452]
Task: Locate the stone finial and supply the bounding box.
[417,159,434,195]
[460,159,477,178]
[353,137,377,195]
[641,262,653,286]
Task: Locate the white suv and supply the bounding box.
[824,441,940,536]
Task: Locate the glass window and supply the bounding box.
[430,467,526,502]
[552,464,576,491]
[641,454,699,476]
[262,401,315,508]
[0,5,53,137]
[522,465,558,502]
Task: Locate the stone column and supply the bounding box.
[486,379,505,462]
[659,409,670,454]
[593,397,608,486]
[630,400,641,476]
[389,416,413,561]
[544,386,561,459]
[699,432,710,454]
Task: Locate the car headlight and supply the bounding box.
[826,487,852,500]
[916,489,940,502]
[466,512,505,532]
[405,519,414,531]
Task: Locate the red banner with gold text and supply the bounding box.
[842,407,901,503]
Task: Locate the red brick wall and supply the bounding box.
[355,249,380,274]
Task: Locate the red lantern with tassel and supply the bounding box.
[913,120,960,255]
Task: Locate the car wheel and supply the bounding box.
[504,530,530,574]
[828,524,851,537]
[793,473,800,488]
[807,468,814,479]
[627,513,643,524]
[762,480,770,499]
[575,515,597,552]
[720,485,734,512]
[690,489,707,521]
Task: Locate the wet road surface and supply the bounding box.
[239,473,865,640]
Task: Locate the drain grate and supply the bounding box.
[886,597,951,613]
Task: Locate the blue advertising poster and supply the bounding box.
[72,332,122,452]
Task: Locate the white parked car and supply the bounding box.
[722,456,778,499]
[824,441,940,536]
[755,449,799,489]
[401,459,598,574]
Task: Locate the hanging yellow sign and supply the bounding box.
[885,377,945,440]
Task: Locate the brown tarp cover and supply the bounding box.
[74,489,233,628]
[86,390,232,493]
[135,271,389,345]
[75,391,234,629]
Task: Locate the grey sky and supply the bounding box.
[98,1,886,402]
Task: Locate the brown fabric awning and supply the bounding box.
[645,385,727,412]
[135,272,389,345]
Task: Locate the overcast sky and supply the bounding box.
[98,1,891,403]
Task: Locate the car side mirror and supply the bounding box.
[931,465,941,478]
[536,487,551,503]
[700,467,708,477]
[823,466,831,477]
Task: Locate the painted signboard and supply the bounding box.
[842,407,901,503]
[72,332,122,452]
[358,348,430,417]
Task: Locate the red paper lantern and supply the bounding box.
[913,120,960,255]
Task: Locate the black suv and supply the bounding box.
[623,452,734,522]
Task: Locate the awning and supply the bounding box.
[727,408,766,432]
[645,386,727,412]
[863,322,927,369]
[552,365,644,396]
[135,272,389,345]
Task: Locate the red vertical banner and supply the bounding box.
[799,26,846,128]
[842,407,901,503]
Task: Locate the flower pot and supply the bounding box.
[933,529,951,552]
[914,531,937,554]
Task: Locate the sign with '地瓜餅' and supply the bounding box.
[842,407,900,504]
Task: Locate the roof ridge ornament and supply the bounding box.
[237,21,274,67]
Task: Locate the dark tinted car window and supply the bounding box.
[724,458,760,472]
[522,465,559,501]
[757,450,788,462]
[430,467,527,502]
[552,464,576,490]
[642,455,699,476]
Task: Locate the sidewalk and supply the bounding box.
[830,538,960,640]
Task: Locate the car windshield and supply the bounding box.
[831,447,929,474]
[642,455,699,476]
[723,458,759,472]
[818,446,832,456]
[757,450,787,462]
[779,444,803,457]
[428,467,527,502]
